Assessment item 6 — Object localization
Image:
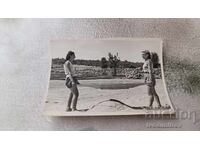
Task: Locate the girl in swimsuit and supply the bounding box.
[142,50,162,109]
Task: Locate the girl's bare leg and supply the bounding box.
[149,95,154,107]
[148,86,154,108]
[152,87,162,107]
[66,92,73,111]
[70,85,79,111]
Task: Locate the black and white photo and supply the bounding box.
[44,38,175,116]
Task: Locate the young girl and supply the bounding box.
[142,50,162,109]
[64,51,79,111]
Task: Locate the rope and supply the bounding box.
[77,99,171,112]
[77,99,145,112]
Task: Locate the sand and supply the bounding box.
[44,79,174,116]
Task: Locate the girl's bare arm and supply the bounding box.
[148,60,153,79]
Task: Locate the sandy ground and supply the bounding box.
[44,79,174,116]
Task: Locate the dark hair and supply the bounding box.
[66,51,75,61]
[142,50,151,60]
[146,52,151,60]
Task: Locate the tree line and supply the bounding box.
[52,52,160,76]
[52,56,143,68]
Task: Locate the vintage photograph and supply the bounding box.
[44,38,175,116]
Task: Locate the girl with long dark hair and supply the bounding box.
[64,51,79,111]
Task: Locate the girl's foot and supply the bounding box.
[72,108,77,111]
[66,107,72,112]
[142,106,148,109]
[148,106,153,110]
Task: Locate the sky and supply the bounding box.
[51,38,162,63]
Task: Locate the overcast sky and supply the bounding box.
[51,38,162,63]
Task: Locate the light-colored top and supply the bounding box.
[143,59,153,74]
[63,60,75,81]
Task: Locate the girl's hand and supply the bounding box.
[72,82,76,87]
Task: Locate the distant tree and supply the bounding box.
[108,52,120,76]
[151,52,160,68]
[123,60,130,68]
[129,64,136,68]
[101,57,108,68]
[52,58,65,65]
